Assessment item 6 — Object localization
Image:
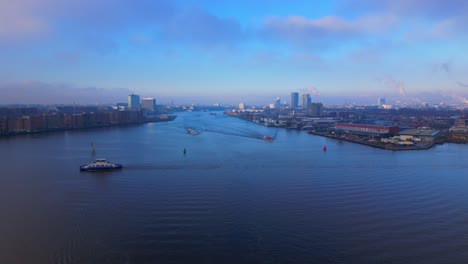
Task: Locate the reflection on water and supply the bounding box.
[1,112,468,264]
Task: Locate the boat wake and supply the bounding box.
[202,128,275,142]
[123,164,221,171]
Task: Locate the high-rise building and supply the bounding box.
[308,103,324,116]
[274,97,281,109]
[290,92,299,108]
[302,94,311,109]
[141,98,156,111]
[238,102,245,110]
[128,94,141,109]
[378,98,386,106]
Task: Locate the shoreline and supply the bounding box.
[0,115,177,138]
[224,112,443,151]
[308,131,436,151]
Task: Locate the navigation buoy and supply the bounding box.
[323,145,327,152]
[183,148,187,155]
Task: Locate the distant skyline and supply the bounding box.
[1,0,468,105]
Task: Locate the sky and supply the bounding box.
[1,0,468,105]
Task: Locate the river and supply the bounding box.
[1,112,468,263]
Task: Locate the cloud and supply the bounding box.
[0,0,51,40]
[159,8,244,48]
[433,60,468,89]
[0,0,245,51]
[405,19,458,41]
[342,0,468,18]
[288,53,326,69]
[347,48,380,64]
[259,14,397,47]
[340,0,468,41]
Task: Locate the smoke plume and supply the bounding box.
[382,76,407,97]
[300,86,320,97]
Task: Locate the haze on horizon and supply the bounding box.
[1,0,468,106]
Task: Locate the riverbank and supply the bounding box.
[308,131,435,151]
[0,115,177,138]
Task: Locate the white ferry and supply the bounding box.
[80,159,123,172]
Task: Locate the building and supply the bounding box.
[128,94,141,109]
[290,92,299,108]
[302,94,311,109]
[397,128,440,143]
[141,98,156,111]
[238,102,245,110]
[0,117,7,134]
[274,97,281,109]
[308,103,324,116]
[336,123,400,135]
[378,98,386,107]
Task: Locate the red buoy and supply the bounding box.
[323,146,327,152]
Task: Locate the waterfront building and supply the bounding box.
[302,94,311,109]
[128,94,141,109]
[291,92,299,108]
[0,118,7,133]
[335,123,400,135]
[238,102,245,110]
[141,98,156,111]
[397,128,440,142]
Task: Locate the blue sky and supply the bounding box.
[1,0,468,105]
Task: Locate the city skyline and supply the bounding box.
[1,1,468,105]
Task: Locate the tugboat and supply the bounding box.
[187,128,198,135]
[261,135,274,142]
[80,158,123,172]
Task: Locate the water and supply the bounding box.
[1,112,468,264]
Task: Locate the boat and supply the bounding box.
[261,135,274,142]
[80,158,123,171]
[187,128,198,135]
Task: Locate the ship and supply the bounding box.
[187,128,198,135]
[261,135,274,142]
[80,158,123,172]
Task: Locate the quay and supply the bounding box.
[224,109,455,151]
[308,131,436,151]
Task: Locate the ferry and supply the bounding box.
[80,159,123,172]
[187,128,198,135]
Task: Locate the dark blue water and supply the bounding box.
[1,112,468,264]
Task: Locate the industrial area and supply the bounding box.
[226,92,468,150]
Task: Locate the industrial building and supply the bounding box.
[335,123,400,135]
[397,128,440,142]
